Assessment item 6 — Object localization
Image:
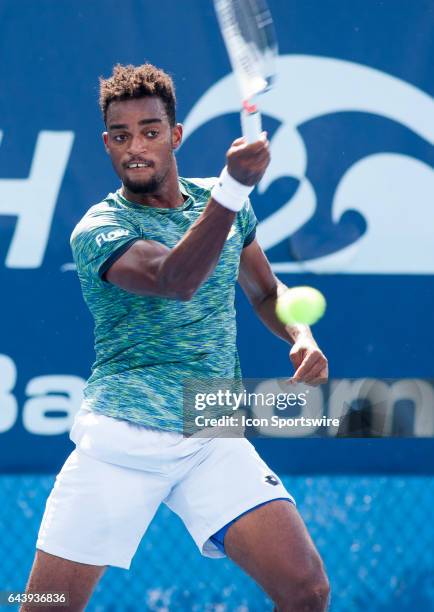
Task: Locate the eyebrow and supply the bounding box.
[108,118,163,130]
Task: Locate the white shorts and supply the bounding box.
[37,408,294,569]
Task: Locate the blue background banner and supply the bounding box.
[0,0,433,473]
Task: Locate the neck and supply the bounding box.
[121,162,184,209]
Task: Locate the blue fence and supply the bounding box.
[1,475,433,611]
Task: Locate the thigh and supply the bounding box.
[37,449,171,570]
[225,501,322,594]
[165,437,294,558]
[22,550,106,612]
[225,500,328,610]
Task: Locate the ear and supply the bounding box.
[102,132,109,153]
[171,123,183,151]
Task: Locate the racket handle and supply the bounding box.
[241,108,262,143]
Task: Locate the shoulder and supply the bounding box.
[70,193,130,244]
[183,176,219,190]
[180,176,218,197]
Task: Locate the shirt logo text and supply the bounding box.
[96,229,130,247]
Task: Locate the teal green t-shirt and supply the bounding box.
[70,177,257,431]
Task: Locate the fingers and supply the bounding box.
[228,133,269,163]
[301,364,328,386]
[231,131,268,150]
[230,136,248,148]
[226,133,270,186]
[290,352,321,383]
[228,145,269,167]
[307,366,329,386]
[290,351,328,385]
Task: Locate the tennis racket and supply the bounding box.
[213,0,278,143]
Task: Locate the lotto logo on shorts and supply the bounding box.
[264,475,279,486]
[96,229,130,247]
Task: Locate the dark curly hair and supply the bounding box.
[99,63,176,126]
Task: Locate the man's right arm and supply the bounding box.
[105,134,270,300]
[105,199,235,300]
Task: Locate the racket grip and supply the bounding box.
[241,108,262,143]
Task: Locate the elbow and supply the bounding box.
[252,284,279,310]
[158,278,196,301]
[156,261,198,301]
[175,286,196,301]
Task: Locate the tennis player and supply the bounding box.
[23,64,329,611]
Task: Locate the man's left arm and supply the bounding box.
[238,239,328,384]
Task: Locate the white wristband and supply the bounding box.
[211,166,254,212]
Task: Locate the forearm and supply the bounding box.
[253,280,315,345]
[158,198,235,299]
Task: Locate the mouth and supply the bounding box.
[124,160,154,171]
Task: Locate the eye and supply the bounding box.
[146,130,159,138]
[113,134,128,143]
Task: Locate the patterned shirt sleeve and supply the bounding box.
[241,197,258,248]
[186,176,258,248]
[70,206,142,282]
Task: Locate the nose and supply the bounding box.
[127,133,147,155]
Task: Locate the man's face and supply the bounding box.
[103,96,182,194]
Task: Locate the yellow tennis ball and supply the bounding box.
[276,286,326,326]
